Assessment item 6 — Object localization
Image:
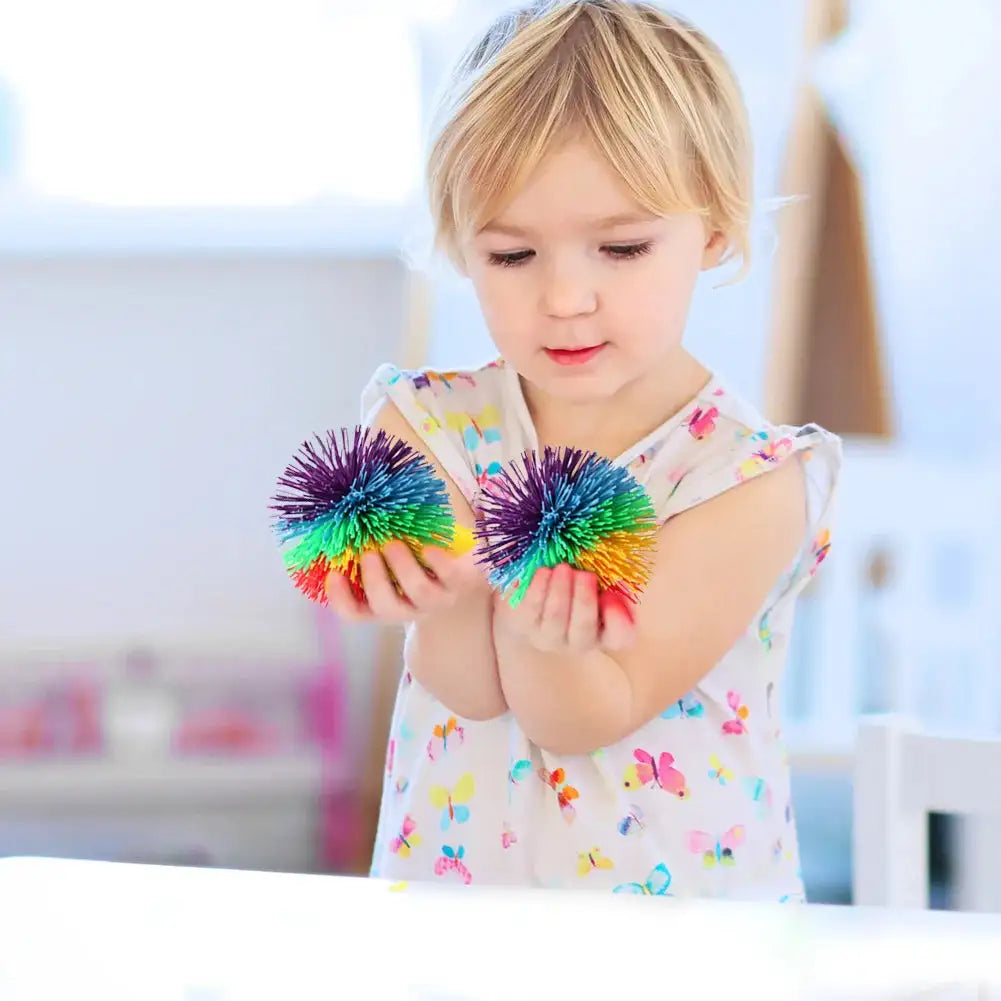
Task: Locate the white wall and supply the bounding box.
[0,255,406,659]
[813,0,1001,455]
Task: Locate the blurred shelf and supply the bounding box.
[0,752,334,812]
[0,198,415,258]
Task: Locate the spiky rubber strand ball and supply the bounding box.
[271,426,465,604]
[474,446,658,608]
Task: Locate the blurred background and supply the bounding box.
[1,0,999,907]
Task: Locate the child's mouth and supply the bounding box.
[544,344,607,366]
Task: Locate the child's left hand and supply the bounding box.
[493,563,637,654]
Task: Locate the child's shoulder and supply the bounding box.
[656,378,842,499]
[638,377,842,571]
[361,358,507,421]
[364,358,506,400]
[360,358,513,505]
[678,378,791,441]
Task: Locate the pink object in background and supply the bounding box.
[173,707,281,755]
[0,666,102,758]
[168,652,306,758]
[304,605,357,872]
[63,676,102,752]
[0,702,48,756]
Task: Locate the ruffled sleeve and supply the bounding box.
[360,363,502,506]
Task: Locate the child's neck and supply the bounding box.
[523,349,712,460]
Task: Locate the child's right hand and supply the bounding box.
[325,540,486,624]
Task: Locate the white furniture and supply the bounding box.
[783,440,1001,908]
[0,857,999,1001]
[853,715,1001,910]
[0,755,327,873]
[0,638,349,873]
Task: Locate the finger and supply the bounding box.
[422,544,485,593]
[382,541,448,612]
[565,571,600,650]
[324,568,372,622]
[599,590,638,651]
[361,550,416,621]
[502,566,551,634]
[536,564,574,649]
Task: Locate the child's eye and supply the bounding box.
[603,241,653,260]
[488,250,534,267]
[487,243,652,267]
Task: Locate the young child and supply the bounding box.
[327,0,841,901]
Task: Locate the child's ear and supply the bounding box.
[700,230,727,270]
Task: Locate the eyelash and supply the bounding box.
[487,241,654,268]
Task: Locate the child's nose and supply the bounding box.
[540,262,598,319]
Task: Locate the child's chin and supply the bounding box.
[536,369,621,402]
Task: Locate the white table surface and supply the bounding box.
[0,856,999,1001]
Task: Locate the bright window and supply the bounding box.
[0,1,453,208]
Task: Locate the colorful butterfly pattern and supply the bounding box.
[736,437,794,483]
[539,766,580,822]
[811,528,831,573]
[445,406,503,451]
[426,716,465,761]
[722,690,750,735]
[758,611,773,652]
[623,749,689,798]
[613,863,673,896]
[708,754,734,786]
[475,460,503,489]
[686,826,746,868]
[434,845,472,884]
[661,694,705,720]
[743,777,773,819]
[509,758,532,784]
[686,406,719,440]
[390,815,421,858]
[412,371,477,394]
[617,804,645,837]
[577,847,614,876]
[430,774,475,831]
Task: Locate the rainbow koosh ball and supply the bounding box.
[474,446,659,608]
[270,426,470,604]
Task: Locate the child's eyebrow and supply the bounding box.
[479,211,660,238]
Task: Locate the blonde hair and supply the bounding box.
[426,0,753,276]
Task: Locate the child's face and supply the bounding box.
[463,138,722,403]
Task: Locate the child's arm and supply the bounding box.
[492,459,806,755]
[326,399,507,722]
[402,582,506,721]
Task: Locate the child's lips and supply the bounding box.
[544,344,606,366]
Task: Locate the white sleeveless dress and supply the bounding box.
[361,357,841,901]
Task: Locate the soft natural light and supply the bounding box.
[0,0,424,207]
